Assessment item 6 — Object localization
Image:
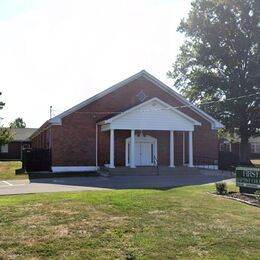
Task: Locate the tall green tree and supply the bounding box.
[168,0,260,162]
[11,117,26,128]
[0,93,14,146]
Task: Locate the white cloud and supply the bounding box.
[0,0,191,127]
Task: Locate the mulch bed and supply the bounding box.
[210,191,260,208]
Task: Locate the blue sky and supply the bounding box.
[0,0,191,127]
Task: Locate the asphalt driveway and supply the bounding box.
[0,171,235,195]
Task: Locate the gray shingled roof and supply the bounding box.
[12,128,37,142]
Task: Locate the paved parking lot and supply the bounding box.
[0,171,235,196]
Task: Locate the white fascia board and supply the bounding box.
[213,121,224,129]
[49,117,62,125]
[101,124,111,131]
[97,120,106,125]
[104,97,201,126]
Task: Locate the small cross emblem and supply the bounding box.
[136,90,148,102]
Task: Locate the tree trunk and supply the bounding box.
[239,136,250,164]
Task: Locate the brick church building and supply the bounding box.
[31,70,223,172]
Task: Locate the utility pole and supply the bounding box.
[50,106,52,119]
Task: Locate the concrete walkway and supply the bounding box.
[0,170,235,196]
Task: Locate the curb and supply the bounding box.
[208,192,260,208]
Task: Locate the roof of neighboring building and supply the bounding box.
[249,136,260,143]
[12,128,37,142]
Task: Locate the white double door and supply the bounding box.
[135,142,153,166]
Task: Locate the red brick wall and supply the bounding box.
[33,77,218,167]
[32,128,51,150]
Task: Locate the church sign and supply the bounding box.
[236,167,260,190]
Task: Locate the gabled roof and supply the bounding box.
[46,70,223,130]
[12,128,37,142]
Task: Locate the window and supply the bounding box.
[1,144,8,153]
[251,143,260,153]
[219,142,231,152]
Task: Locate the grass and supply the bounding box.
[0,185,259,259]
[0,161,27,180]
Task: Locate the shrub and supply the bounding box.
[215,182,228,195]
[255,190,260,205]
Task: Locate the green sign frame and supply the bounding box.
[236,167,260,189]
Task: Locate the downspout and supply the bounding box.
[96,124,98,171]
[20,141,23,161]
[49,127,52,149]
[49,127,52,172]
[183,132,185,165]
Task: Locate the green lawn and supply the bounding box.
[0,161,27,180]
[0,185,259,259]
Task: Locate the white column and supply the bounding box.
[109,129,115,168]
[182,132,185,165]
[188,131,193,167]
[169,130,175,167]
[130,129,136,168]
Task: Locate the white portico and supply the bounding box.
[98,98,201,168]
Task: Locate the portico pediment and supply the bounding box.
[99,98,201,131]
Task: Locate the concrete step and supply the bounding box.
[109,167,156,173]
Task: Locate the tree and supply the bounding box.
[0,93,14,146]
[0,127,14,146]
[11,117,26,128]
[168,0,260,162]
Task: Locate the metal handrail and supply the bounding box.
[193,156,218,170]
[193,156,217,161]
[153,155,159,175]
